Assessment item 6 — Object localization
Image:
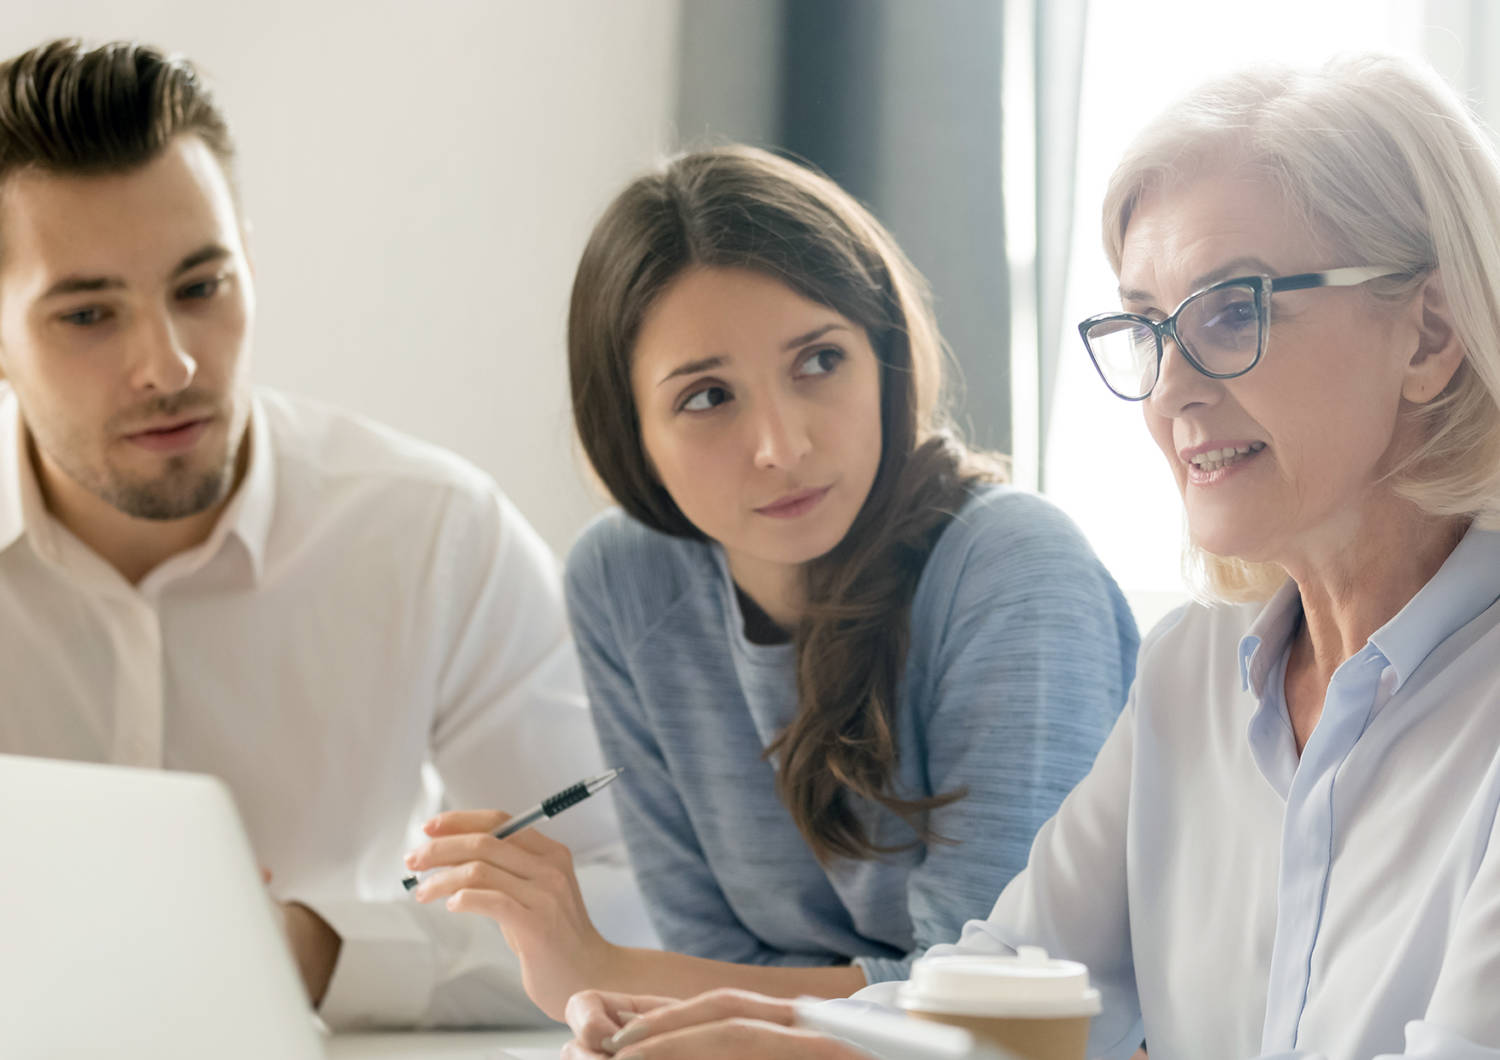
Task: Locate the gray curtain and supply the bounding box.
[677,0,1087,464]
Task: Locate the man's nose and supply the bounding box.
[128,312,197,394]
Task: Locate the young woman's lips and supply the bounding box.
[755,485,831,519]
[124,417,213,454]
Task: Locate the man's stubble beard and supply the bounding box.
[104,450,236,521]
[82,389,245,522]
[42,419,241,523]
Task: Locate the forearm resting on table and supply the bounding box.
[282,901,343,1006]
[603,946,867,1001]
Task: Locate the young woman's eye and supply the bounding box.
[59,306,111,327]
[797,346,844,377]
[680,384,731,413]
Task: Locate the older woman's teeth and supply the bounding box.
[1190,442,1266,472]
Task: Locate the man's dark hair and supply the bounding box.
[0,38,234,186]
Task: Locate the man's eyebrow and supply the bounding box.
[1119,257,1276,305]
[39,244,233,301]
[174,244,231,276]
[40,273,124,300]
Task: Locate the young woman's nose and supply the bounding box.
[750,395,813,471]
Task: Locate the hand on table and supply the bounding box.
[562,988,866,1060]
[406,809,618,1019]
[561,990,675,1057]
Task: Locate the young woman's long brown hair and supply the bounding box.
[569,145,1004,863]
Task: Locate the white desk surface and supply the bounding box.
[327,1029,569,1058]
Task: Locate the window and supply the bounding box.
[1040,0,1428,630]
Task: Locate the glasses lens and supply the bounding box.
[1084,318,1158,398]
[1177,283,1261,374]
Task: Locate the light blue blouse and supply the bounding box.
[871,524,1500,1059]
[564,485,1138,983]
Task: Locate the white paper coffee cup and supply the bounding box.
[897,947,1102,1060]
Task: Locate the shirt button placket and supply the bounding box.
[1264,651,1385,1052]
[108,595,165,769]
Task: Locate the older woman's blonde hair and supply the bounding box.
[1101,54,1500,602]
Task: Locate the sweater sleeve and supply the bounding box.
[854,492,1139,985]
[564,522,836,967]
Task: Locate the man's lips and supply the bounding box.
[755,485,831,518]
[122,416,214,453]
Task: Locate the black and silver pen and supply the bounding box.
[401,766,625,891]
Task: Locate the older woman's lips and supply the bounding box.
[755,486,831,519]
[124,417,212,454]
[1183,441,1267,485]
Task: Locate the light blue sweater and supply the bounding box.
[564,485,1138,983]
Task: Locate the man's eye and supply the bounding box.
[680,385,731,413]
[179,276,223,300]
[59,307,109,327]
[797,346,844,377]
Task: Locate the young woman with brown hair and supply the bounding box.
[406,146,1136,1021]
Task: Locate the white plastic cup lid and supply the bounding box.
[897,947,1103,1019]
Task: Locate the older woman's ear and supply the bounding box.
[1400,270,1467,404]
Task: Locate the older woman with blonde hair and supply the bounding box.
[558,52,1500,1060]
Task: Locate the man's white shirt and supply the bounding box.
[0,384,654,1028]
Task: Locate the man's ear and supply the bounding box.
[1401,270,1467,404]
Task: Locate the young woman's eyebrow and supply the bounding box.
[657,355,727,388]
[781,323,847,351]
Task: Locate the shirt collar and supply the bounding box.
[220,393,275,582]
[0,385,54,560]
[1239,577,1303,695]
[1366,522,1500,691]
[1237,520,1500,696]
[0,390,18,551]
[0,385,276,582]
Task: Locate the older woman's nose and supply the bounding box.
[1149,336,1218,416]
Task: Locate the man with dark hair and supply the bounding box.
[0,38,648,1028]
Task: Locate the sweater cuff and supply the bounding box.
[853,953,917,985]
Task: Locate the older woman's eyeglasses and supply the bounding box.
[1077,265,1407,401]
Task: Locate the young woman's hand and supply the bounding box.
[561,990,677,1056]
[563,988,865,1059]
[406,809,622,1018]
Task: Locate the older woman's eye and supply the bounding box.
[680,384,731,413]
[1202,298,1258,334]
[797,346,845,377]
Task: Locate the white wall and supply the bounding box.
[0,0,682,555]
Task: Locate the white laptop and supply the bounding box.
[0,753,326,1059]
